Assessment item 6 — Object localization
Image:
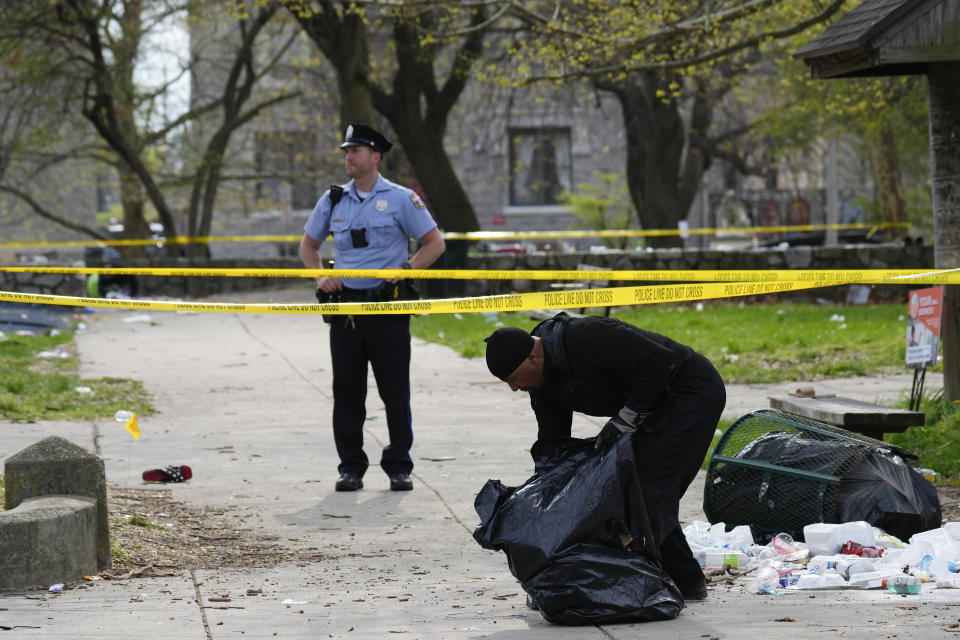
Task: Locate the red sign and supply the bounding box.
[905,287,943,367]
[492,214,506,226]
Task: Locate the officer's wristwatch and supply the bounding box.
[402,262,412,269]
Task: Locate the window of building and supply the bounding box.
[508,128,572,206]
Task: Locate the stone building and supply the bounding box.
[184,7,889,257]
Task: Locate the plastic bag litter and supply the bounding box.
[473,436,683,625]
[836,452,941,540]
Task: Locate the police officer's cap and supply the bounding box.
[484,328,534,380]
[339,123,393,153]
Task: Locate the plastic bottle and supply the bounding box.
[882,575,922,595]
[705,550,748,570]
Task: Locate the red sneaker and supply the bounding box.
[142,465,192,483]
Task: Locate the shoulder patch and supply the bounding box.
[410,193,426,210]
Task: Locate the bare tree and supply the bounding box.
[0,0,301,257]
[284,0,486,232]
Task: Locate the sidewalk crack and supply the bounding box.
[190,569,214,640]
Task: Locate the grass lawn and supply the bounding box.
[0,331,152,422]
[410,301,914,384]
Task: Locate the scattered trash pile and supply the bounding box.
[684,519,960,595]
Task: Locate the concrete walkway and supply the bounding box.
[0,286,951,639]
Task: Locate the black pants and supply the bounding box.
[632,354,726,591]
[329,314,413,477]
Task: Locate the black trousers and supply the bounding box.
[329,314,413,477]
[631,354,726,590]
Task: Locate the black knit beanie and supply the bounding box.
[484,327,534,380]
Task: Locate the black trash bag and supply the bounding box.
[527,543,684,626]
[836,451,942,541]
[473,436,653,581]
[473,436,683,625]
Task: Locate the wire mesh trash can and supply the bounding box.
[703,409,932,543]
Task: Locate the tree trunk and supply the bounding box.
[291,4,481,232]
[117,160,151,257]
[928,63,960,402]
[599,72,710,248]
[869,124,908,242]
[336,13,375,127]
[115,0,150,258]
[389,122,477,232]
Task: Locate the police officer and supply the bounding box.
[300,123,445,492]
[483,312,726,600]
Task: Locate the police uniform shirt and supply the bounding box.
[304,175,438,289]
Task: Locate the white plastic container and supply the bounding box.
[838,521,875,547]
[793,573,824,589]
[847,571,885,589]
[804,523,843,556]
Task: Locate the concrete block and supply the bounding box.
[0,495,99,591]
[4,436,110,570]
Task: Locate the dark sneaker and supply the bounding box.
[680,582,708,601]
[525,594,539,610]
[388,472,413,491]
[335,472,363,492]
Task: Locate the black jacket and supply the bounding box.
[529,312,697,443]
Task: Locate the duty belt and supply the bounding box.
[336,287,391,303]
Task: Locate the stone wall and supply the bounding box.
[0,265,85,297]
[1,243,935,303]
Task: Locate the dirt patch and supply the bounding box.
[937,483,960,523]
[107,487,326,573]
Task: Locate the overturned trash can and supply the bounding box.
[473,436,683,625]
[704,409,940,543]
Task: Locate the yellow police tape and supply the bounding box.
[0,221,911,249]
[1,266,958,284]
[1,269,955,315]
[0,281,828,315]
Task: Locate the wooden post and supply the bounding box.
[928,63,960,403]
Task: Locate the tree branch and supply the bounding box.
[518,0,848,83]
[0,184,108,239]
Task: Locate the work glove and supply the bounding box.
[594,416,637,449]
[594,407,650,449]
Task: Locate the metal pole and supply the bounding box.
[826,137,839,246]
